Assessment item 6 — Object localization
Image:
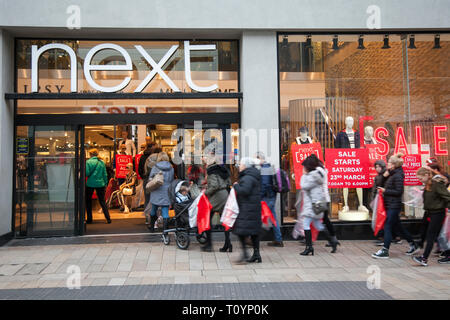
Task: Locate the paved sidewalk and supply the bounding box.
[0,239,448,300]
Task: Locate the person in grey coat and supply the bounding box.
[299,155,330,256]
[148,152,174,234]
[202,154,231,252]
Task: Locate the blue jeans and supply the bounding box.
[263,196,282,242]
[150,204,169,219]
[303,217,324,231]
[383,207,414,250]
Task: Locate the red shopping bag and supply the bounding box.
[311,224,320,242]
[261,201,277,228]
[374,189,387,236]
[197,193,212,234]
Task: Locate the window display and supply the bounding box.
[278,33,450,223]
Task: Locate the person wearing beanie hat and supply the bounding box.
[372,153,419,259]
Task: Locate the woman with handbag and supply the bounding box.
[148,152,174,234]
[202,153,232,252]
[117,162,137,213]
[299,155,336,256]
[85,148,111,224]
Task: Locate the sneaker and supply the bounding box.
[392,239,403,245]
[437,256,450,264]
[433,250,443,257]
[439,252,446,258]
[374,240,384,246]
[372,248,389,259]
[267,241,284,247]
[412,255,428,266]
[406,243,420,256]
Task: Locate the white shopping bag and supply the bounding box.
[220,188,239,229]
[188,192,203,228]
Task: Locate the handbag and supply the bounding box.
[122,187,133,196]
[145,172,164,192]
[312,201,328,215]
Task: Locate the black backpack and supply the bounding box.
[272,169,291,193]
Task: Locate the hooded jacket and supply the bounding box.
[205,164,231,213]
[138,148,153,180]
[232,167,262,236]
[86,157,108,188]
[422,175,450,212]
[149,161,174,206]
[300,168,326,219]
[383,166,404,210]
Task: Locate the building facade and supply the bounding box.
[0,0,449,241]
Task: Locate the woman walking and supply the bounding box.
[148,152,174,235]
[202,153,232,252]
[372,153,419,259]
[232,158,262,263]
[412,167,450,266]
[85,148,111,224]
[298,155,335,256]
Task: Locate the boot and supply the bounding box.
[325,233,339,253]
[300,230,314,256]
[247,248,262,263]
[219,231,233,252]
[236,236,249,264]
[162,218,169,235]
[201,230,213,252]
[147,215,158,233]
[325,235,341,248]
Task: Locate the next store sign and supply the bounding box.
[31,41,219,93]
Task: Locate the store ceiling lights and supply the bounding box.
[382,34,391,49]
[332,35,339,50]
[281,35,288,49]
[408,35,417,49]
[433,34,441,49]
[306,35,312,48]
[357,35,365,49]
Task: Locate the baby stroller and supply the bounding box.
[163,179,208,249]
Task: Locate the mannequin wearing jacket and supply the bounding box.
[119,130,136,157]
[335,116,368,213]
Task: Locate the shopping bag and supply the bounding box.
[371,192,380,232]
[292,216,305,239]
[311,223,319,242]
[197,193,212,234]
[188,193,203,228]
[261,201,277,228]
[437,214,450,251]
[373,189,387,236]
[220,188,239,231]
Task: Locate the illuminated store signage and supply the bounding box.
[31,41,219,93]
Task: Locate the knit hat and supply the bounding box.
[374,159,386,169]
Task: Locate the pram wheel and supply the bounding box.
[176,232,190,250]
[196,232,208,244]
[162,233,170,245]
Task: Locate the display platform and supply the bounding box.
[338,210,370,221]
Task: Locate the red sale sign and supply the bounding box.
[403,154,422,186]
[115,154,133,179]
[135,154,142,180]
[291,143,323,189]
[325,149,371,188]
[367,145,386,187]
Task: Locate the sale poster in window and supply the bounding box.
[290,142,323,189]
[325,149,371,188]
[403,154,422,186]
[115,154,133,179]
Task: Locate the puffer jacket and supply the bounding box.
[383,166,404,210]
[205,164,231,213]
[423,175,450,212]
[149,161,174,206]
[232,167,262,236]
[259,162,276,199]
[300,168,326,219]
[86,157,108,188]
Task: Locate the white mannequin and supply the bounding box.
[295,127,312,145]
[364,126,377,145]
[119,130,136,157]
[341,117,368,213]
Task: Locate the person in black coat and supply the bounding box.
[372,153,419,259]
[233,157,262,263]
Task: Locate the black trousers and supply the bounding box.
[238,234,259,252]
[86,186,111,222]
[322,207,336,237]
[423,210,446,259]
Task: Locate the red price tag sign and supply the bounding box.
[291,143,323,189]
[135,154,142,180]
[115,154,133,179]
[367,144,386,188]
[325,149,371,188]
[403,154,422,186]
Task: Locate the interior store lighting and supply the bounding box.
[433,34,441,49]
[305,35,312,48]
[281,35,288,49]
[357,35,365,49]
[382,34,391,49]
[408,35,417,49]
[332,35,339,50]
